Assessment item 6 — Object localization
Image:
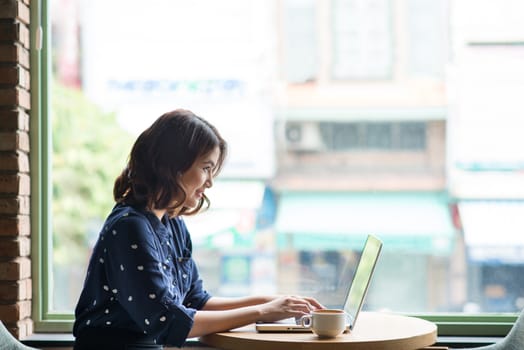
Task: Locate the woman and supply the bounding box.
[73,109,322,349]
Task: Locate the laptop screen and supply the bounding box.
[344,235,383,329]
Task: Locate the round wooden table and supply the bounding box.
[200,312,437,350]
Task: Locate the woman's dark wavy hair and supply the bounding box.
[113,109,227,217]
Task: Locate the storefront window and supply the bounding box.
[42,0,524,332]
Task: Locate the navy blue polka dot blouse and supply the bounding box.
[73,203,211,347]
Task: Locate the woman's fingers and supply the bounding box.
[290,295,324,311]
[304,296,325,310]
[259,295,324,322]
[283,296,319,315]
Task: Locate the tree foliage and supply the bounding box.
[51,83,134,265]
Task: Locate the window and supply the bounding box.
[282,0,394,82]
[33,0,524,336]
[320,122,360,150]
[406,0,448,77]
[283,0,317,83]
[397,122,426,150]
[331,0,393,79]
[319,122,426,151]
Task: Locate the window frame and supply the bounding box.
[31,0,75,333]
[29,0,518,336]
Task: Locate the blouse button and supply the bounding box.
[182,274,188,279]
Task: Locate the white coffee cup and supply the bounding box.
[300,309,348,338]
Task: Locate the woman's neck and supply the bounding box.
[151,208,167,221]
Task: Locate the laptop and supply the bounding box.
[256,234,383,333]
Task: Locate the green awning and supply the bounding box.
[275,192,456,254]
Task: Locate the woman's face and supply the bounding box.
[179,146,220,209]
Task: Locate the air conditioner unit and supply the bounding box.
[285,122,324,151]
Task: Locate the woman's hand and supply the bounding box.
[257,295,324,323]
[189,295,324,338]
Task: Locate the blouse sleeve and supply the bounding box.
[103,214,196,347]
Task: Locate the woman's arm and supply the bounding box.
[188,295,323,338]
[201,295,275,310]
[202,295,323,311]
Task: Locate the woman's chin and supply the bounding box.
[184,200,199,209]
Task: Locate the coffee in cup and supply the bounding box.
[300,309,348,338]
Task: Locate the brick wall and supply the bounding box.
[0,0,33,340]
